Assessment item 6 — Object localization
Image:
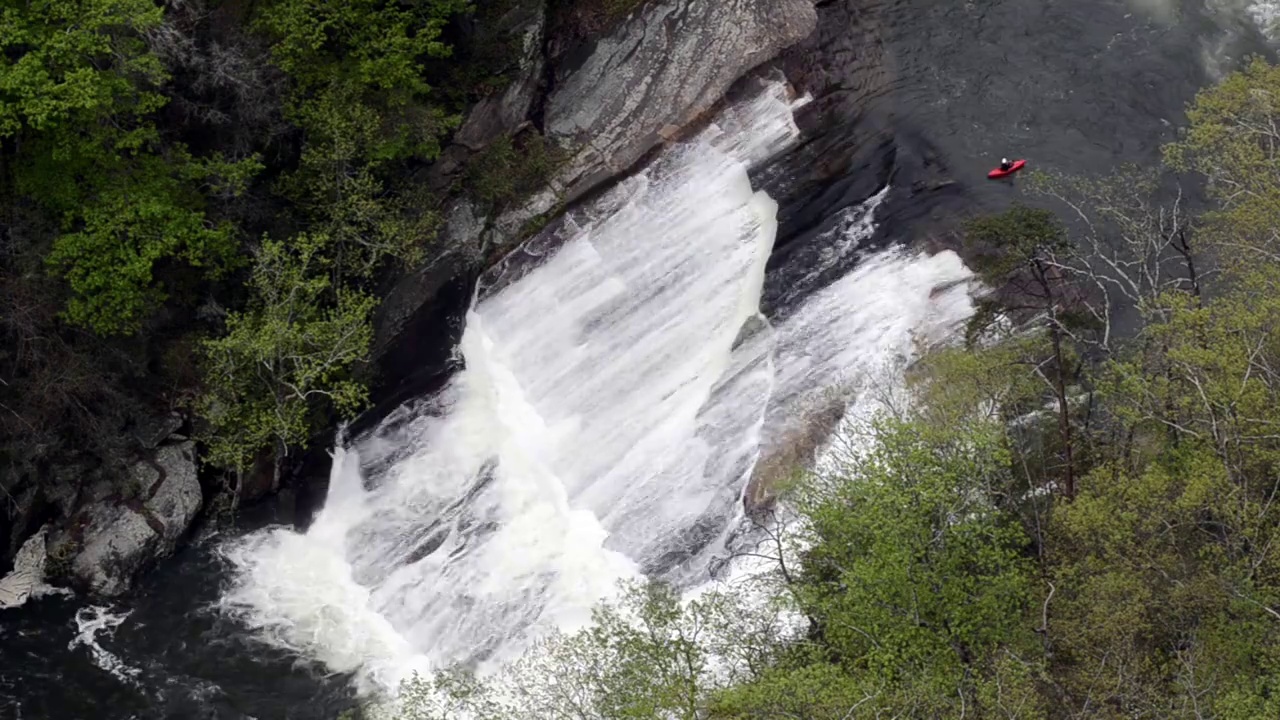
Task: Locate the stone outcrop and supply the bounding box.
[0,526,50,609]
[454,1,547,152]
[52,442,202,597]
[2,412,189,575]
[132,411,184,450]
[545,0,817,202]
[372,0,818,382]
[427,1,550,190]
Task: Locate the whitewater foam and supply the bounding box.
[70,606,143,689]
[220,74,979,696]
[221,81,807,692]
[1244,0,1280,36]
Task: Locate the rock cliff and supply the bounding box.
[373,0,817,402]
[545,0,817,201]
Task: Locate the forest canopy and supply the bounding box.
[0,0,494,494]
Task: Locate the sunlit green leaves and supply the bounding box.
[42,149,260,334]
[962,204,1070,282]
[1165,56,1280,264]
[0,0,165,137]
[256,0,469,161]
[2,0,265,334]
[199,234,376,470]
[786,419,1038,712]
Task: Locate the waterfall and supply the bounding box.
[219,80,977,694]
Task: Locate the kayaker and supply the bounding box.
[999,157,1013,172]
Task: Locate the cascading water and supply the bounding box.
[218,80,978,694]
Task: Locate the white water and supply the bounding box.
[220,80,977,694]
[70,606,143,688]
[1244,0,1280,36]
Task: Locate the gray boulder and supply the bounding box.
[545,0,817,200]
[0,525,49,610]
[132,411,184,449]
[60,442,202,597]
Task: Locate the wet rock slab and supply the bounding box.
[54,442,202,597]
[546,0,817,201]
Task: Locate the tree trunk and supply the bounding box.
[1034,257,1076,499]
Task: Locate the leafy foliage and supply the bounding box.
[42,151,260,334]
[963,203,1070,280]
[2,0,261,334]
[192,0,472,468]
[256,0,470,162]
[0,0,164,137]
[464,132,565,212]
[714,418,1041,719]
[1164,55,1280,265]
[199,234,376,470]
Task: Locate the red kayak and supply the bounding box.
[988,159,1026,179]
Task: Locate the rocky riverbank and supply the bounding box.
[1,437,201,607]
[1,0,822,604]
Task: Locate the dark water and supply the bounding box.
[1,512,361,720]
[2,1,1271,718]
[761,0,1272,317]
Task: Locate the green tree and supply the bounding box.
[963,205,1086,498]
[711,416,1043,719]
[0,0,163,137]
[193,0,473,468]
[199,234,376,471]
[2,0,261,334]
[1038,250,1280,716]
[381,582,772,720]
[40,150,260,334]
[1164,56,1280,266]
[256,0,471,162]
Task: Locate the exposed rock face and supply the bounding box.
[132,411,184,450]
[453,1,547,151]
[371,0,818,392]
[56,442,202,597]
[0,526,49,609]
[429,2,549,187]
[374,200,486,358]
[545,0,817,200]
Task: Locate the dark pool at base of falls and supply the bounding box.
[1,505,363,720]
[2,1,1273,718]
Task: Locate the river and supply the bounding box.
[2,1,1275,718]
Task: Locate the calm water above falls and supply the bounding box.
[3,2,1276,718]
